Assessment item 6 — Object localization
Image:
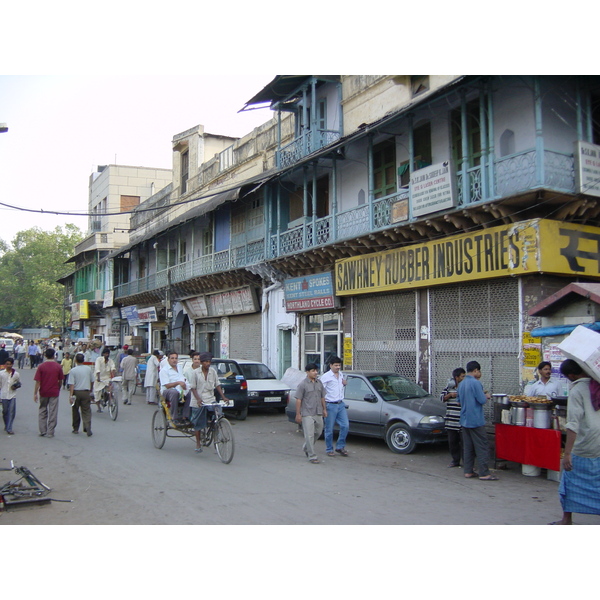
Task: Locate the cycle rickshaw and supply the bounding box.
[151,394,235,464]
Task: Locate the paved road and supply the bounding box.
[1,363,598,525]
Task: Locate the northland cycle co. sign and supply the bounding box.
[284,272,336,311]
[334,218,600,295]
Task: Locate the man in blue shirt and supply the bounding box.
[458,361,498,480]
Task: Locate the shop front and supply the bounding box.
[335,218,600,410]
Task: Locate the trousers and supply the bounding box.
[324,401,349,452]
[2,398,16,433]
[461,426,490,477]
[72,390,92,433]
[39,396,59,436]
[122,379,136,402]
[301,414,324,460]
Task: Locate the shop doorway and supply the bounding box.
[302,312,342,372]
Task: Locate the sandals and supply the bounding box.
[309,458,320,464]
[335,448,349,457]
[326,451,336,457]
[464,472,479,479]
[479,474,499,480]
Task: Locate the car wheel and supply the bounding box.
[235,407,248,421]
[385,423,416,454]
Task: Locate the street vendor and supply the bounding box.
[524,361,561,398]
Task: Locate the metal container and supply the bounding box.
[532,402,552,429]
[510,401,527,426]
[493,393,510,405]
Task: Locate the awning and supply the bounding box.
[530,322,600,337]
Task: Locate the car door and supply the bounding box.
[343,375,384,436]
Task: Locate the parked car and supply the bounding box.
[285,371,447,454]
[212,359,290,415]
[178,357,249,420]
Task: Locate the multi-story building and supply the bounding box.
[61,164,172,346]
[110,75,600,407]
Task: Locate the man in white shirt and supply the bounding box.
[320,356,349,457]
[159,351,191,425]
[120,349,138,405]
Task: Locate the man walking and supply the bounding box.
[33,347,64,437]
[295,363,327,464]
[550,359,600,524]
[28,341,40,368]
[68,353,94,436]
[120,348,138,405]
[320,356,349,457]
[458,361,497,480]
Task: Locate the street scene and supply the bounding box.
[1,364,595,526]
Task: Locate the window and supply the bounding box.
[120,195,140,212]
[303,312,342,371]
[138,256,146,279]
[289,177,329,221]
[178,239,187,264]
[219,146,234,172]
[202,228,213,256]
[181,150,189,194]
[398,122,432,187]
[373,140,397,199]
[451,98,485,168]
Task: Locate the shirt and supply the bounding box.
[95,356,116,382]
[566,377,600,458]
[295,376,325,417]
[458,374,488,428]
[0,368,20,400]
[69,364,94,391]
[190,367,220,407]
[34,360,64,397]
[524,378,561,398]
[320,369,346,403]
[159,363,189,396]
[120,355,138,381]
[440,378,461,431]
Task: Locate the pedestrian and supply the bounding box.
[61,352,73,389]
[28,341,39,368]
[68,353,94,436]
[1,357,21,434]
[320,356,349,457]
[16,341,27,369]
[159,351,191,425]
[93,348,116,412]
[0,344,9,366]
[440,367,466,468]
[295,362,327,464]
[117,344,129,370]
[144,349,161,404]
[550,359,600,525]
[120,348,138,405]
[33,347,64,438]
[458,360,498,480]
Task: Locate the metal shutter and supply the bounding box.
[229,314,262,361]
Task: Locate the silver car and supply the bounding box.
[286,371,447,454]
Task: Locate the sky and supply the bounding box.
[0,74,276,244]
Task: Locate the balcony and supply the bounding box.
[114,147,577,299]
[276,129,341,168]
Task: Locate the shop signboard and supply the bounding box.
[335,218,600,295]
[410,161,455,217]
[137,307,158,322]
[574,140,600,198]
[121,305,141,326]
[284,272,335,312]
[182,287,258,319]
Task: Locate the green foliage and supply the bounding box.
[0,224,83,328]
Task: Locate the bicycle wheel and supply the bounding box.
[214,418,234,464]
[152,409,167,449]
[108,391,118,421]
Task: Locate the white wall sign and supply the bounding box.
[575,140,600,198]
[410,161,455,217]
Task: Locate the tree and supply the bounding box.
[0,224,83,329]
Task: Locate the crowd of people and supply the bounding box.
[1,336,599,524]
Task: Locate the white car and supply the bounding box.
[211,358,290,412]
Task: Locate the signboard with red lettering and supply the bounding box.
[284,272,336,312]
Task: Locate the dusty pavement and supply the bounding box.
[1,364,598,526]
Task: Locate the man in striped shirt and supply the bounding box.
[440,367,465,468]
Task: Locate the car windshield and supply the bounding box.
[367,375,429,401]
[239,363,276,380]
[213,362,243,378]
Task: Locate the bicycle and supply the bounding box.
[93,380,119,421]
[151,398,235,464]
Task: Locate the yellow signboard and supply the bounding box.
[80,299,89,320]
[335,219,600,295]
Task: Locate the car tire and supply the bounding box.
[385,422,416,454]
[235,407,248,421]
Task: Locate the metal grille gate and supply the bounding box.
[429,279,520,424]
[352,291,417,378]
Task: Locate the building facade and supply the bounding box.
[106,75,600,411]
